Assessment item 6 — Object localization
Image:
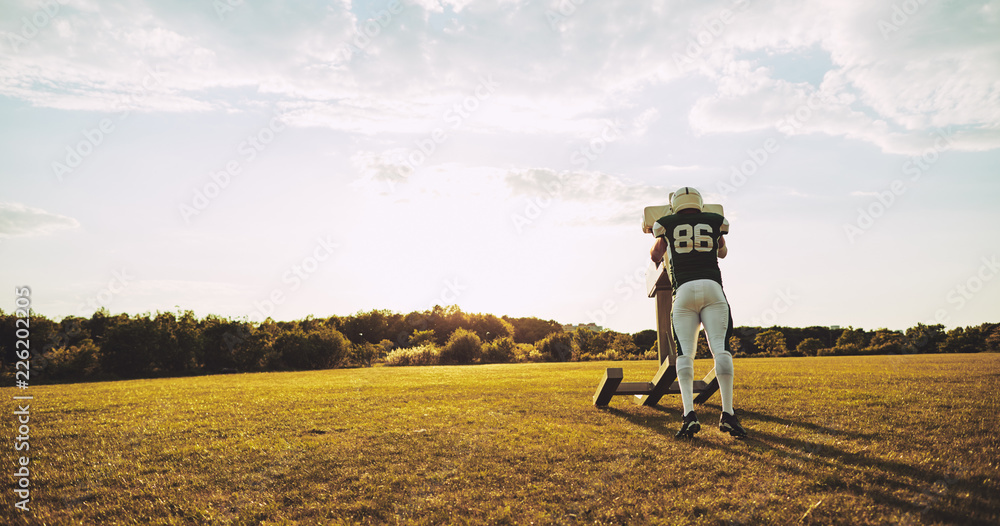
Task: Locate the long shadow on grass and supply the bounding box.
[751,427,999,525]
[603,405,999,525]
[701,403,876,441]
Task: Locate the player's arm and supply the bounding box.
[651,237,668,265]
[650,220,669,265]
[717,217,730,259]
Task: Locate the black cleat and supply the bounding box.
[675,411,701,439]
[720,411,747,438]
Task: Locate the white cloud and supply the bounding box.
[505,167,670,226]
[0,203,80,239]
[631,107,661,137]
[685,0,1000,153]
[1,1,996,154]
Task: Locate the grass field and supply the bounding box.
[3,354,999,525]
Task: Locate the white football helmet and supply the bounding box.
[671,186,703,212]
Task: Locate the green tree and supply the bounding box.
[728,336,745,356]
[940,326,983,354]
[424,305,469,345]
[573,328,604,358]
[755,329,787,355]
[607,332,638,356]
[695,331,713,358]
[796,337,823,356]
[631,330,657,353]
[45,339,100,380]
[439,328,483,365]
[101,316,158,377]
[502,316,564,344]
[466,313,515,342]
[348,342,379,367]
[868,328,906,354]
[200,316,248,371]
[245,320,280,371]
[408,329,436,347]
[536,332,576,362]
[836,327,870,348]
[904,323,946,353]
[340,309,404,344]
[482,336,516,364]
[274,326,351,370]
[986,326,1000,352]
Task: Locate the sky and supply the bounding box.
[1,0,999,334]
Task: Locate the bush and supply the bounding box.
[755,329,787,356]
[836,327,870,348]
[348,342,380,367]
[384,344,441,366]
[439,328,483,365]
[44,339,100,380]
[273,327,351,370]
[608,332,638,357]
[101,317,158,377]
[585,349,621,361]
[408,329,436,347]
[482,337,515,364]
[818,343,861,356]
[536,332,576,362]
[512,343,537,363]
[863,342,906,355]
[796,337,824,356]
[987,327,1000,353]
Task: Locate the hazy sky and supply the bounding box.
[2,0,999,333]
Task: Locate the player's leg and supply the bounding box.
[671,281,703,437]
[701,282,746,437]
[701,284,734,413]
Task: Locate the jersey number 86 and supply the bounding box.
[673,223,714,254]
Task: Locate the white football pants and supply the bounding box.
[671,279,735,415]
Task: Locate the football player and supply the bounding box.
[650,187,747,439]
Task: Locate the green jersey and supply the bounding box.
[652,211,729,292]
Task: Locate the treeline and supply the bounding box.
[1,306,997,383]
[730,323,1000,357]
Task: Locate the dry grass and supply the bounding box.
[2,353,999,525]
